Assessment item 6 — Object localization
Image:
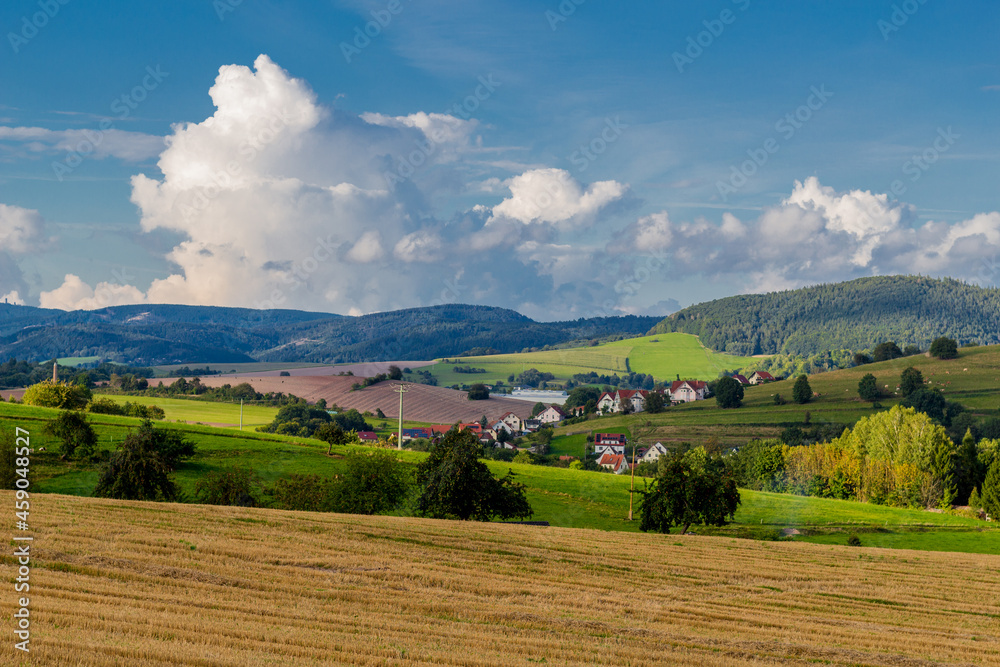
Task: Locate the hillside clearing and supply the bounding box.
[425,333,759,386]
[2,492,997,666]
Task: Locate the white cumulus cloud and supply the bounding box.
[490,168,628,226]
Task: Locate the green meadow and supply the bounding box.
[426,332,759,386]
[2,400,994,554]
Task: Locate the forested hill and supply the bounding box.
[0,302,659,366]
[649,276,1000,356]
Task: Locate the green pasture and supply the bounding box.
[55,356,100,367]
[3,400,995,554]
[95,393,279,428]
[425,332,759,386]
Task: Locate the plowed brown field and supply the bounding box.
[188,374,536,424]
[2,493,998,665]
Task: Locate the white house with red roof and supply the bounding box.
[537,404,566,424]
[669,380,708,403]
[356,431,379,443]
[732,374,750,385]
[594,433,627,456]
[500,411,523,433]
[747,371,775,385]
[597,451,629,474]
[597,391,617,414]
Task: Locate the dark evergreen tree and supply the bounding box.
[792,375,812,404]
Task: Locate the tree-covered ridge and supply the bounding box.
[649,276,1000,356]
[0,302,660,366]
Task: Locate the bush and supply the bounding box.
[0,428,17,490]
[773,393,786,406]
[846,534,862,547]
[195,466,261,506]
[268,452,410,515]
[930,337,958,360]
[22,381,91,410]
[93,422,190,501]
[467,384,490,401]
[329,450,410,514]
[271,474,338,512]
[44,411,97,460]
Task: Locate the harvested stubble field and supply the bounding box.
[181,374,536,425]
[3,493,998,666]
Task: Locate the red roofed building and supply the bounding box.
[748,370,776,384]
[669,380,708,403]
[537,404,566,424]
[597,452,629,474]
[732,374,750,385]
[356,431,379,443]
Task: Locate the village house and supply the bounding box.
[537,404,566,424]
[640,441,669,464]
[747,371,776,385]
[597,452,629,474]
[522,418,542,432]
[596,389,656,414]
[732,374,750,385]
[356,431,379,443]
[669,380,708,403]
[593,433,627,457]
[500,411,523,433]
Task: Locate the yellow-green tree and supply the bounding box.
[22,381,91,410]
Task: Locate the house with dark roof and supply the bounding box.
[747,371,776,385]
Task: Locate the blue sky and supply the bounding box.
[1,0,998,319]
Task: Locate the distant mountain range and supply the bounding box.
[649,275,1000,356]
[0,303,659,366]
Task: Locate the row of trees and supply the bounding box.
[731,406,999,509]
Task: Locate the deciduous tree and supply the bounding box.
[415,428,531,521]
[638,454,740,534]
[792,375,812,404]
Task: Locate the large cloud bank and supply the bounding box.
[28,55,1000,318]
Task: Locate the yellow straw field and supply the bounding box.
[2,492,999,666]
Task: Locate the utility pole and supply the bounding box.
[239,399,244,431]
[628,436,637,521]
[392,383,408,450]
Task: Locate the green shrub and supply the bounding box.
[847,534,862,547]
[195,466,261,507]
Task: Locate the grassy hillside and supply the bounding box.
[554,343,1000,448]
[98,394,280,428]
[3,401,993,554]
[427,333,759,386]
[3,492,998,666]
